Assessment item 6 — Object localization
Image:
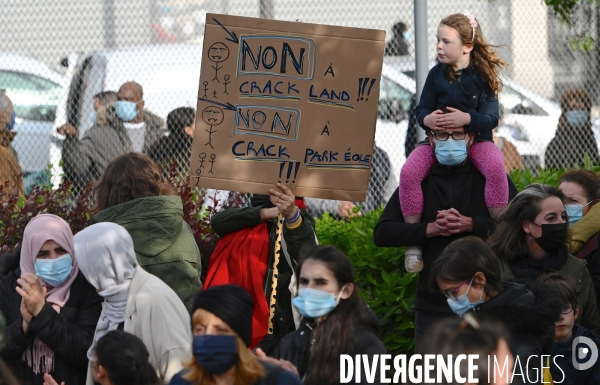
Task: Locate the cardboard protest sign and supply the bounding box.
[191,13,385,201]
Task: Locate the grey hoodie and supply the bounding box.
[62,105,164,184]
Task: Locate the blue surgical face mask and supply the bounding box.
[34,254,74,287]
[7,112,15,131]
[565,201,592,225]
[447,278,484,316]
[114,100,140,122]
[403,31,411,40]
[193,335,238,374]
[434,138,469,166]
[565,110,589,128]
[90,110,97,124]
[292,286,346,318]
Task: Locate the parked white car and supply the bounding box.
[497,79,561,168]
[0,53,64,173]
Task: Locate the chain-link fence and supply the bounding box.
[0,0,597,216]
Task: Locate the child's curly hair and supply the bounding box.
[441,14,509,95]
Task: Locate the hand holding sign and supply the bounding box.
[269,183,297,219]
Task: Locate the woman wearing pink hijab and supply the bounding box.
[0,214,102,384]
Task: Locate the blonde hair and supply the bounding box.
[183,309,266,385]
[440,14,508,94]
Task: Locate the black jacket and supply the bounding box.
[0,251,102,385]
[148,134,192,180]
[473,282,560,356]
[544,118,600,170]
[404,95,418,158]
[575,232,600,313]
[273,306,386,385]
[415,63,499,141]
[472,282,561,385]
[499,249,600,336]
[374,160,518,314]
[550,324,600,385]
[170,362,302,385]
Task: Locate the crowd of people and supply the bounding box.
[373,11,600,385]
[0,12,600,385]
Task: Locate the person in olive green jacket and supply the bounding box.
[488,184,600,336]
[90,152,201,313]
[210,184,317,355]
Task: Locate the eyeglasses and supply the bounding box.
[442,278,471,300]
[562,304,576,315]
[432,132,468,141]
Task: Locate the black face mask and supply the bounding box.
[532,223,568,253]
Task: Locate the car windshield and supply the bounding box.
[0,70,61,122]
[499,84,548,117]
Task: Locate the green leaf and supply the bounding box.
[583,152,593,169]
[381,269,391,283]
[569,36,595,52]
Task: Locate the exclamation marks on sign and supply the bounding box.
[293,162,300,182]
[279,162,285,183]
[278,162,301,183]
[357,78,376,101]
[357,78,363,101]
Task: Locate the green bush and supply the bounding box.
[509,154,600,191]
[315,209,417,354]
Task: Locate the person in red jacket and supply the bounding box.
[208,184,317,354]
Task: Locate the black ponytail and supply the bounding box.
[96,330,160,385]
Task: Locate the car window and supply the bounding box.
[499,85,548,117]
[378,75,412,121]
[0,70,61,122]
[403,70,416,80]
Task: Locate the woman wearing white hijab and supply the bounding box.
[74,222,192,384]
